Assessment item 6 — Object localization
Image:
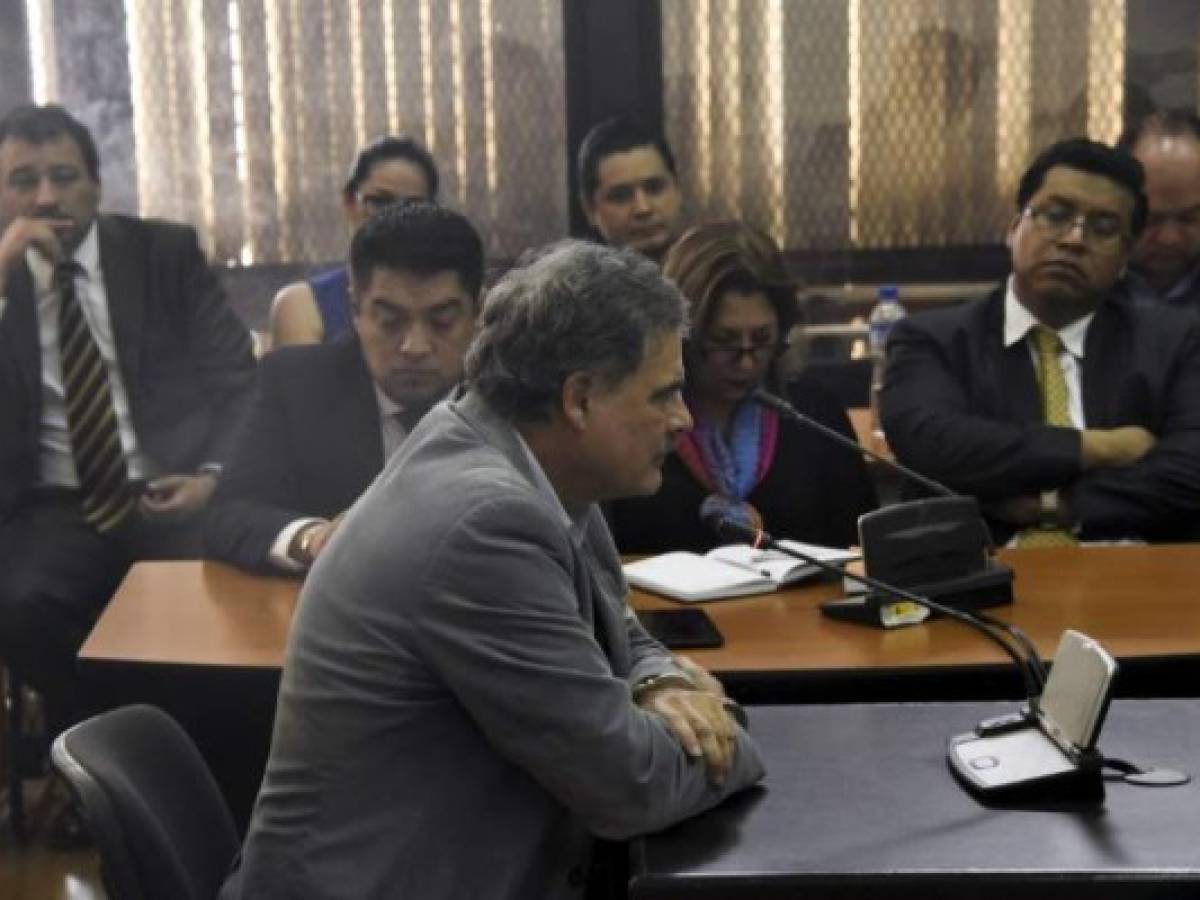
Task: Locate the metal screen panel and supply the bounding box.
[662,0,1127,253]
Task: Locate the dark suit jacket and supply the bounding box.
[203,334,384,572]
[0,214,256,518]
[608,375,878,553]
[880,286,1200,542]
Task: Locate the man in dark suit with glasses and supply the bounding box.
[881,137,1200,545]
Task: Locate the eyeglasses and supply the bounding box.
[1023,204,1128,247]
[1145,208,1200,231]
[357,193,427,214]
[698,339,783,366]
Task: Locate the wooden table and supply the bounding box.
[78,548,1200,827]
[82,545,1200,702]
[79,560,299,669]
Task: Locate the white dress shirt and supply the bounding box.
[27,223,150,488]
[1001,276,1092,430]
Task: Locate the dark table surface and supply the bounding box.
[631,698,1200,899]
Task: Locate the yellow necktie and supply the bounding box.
[1018,326,1076,547]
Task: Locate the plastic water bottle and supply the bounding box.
[868,284,906,438]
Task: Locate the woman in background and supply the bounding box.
[609,221,877,553]
[269,136,439,347]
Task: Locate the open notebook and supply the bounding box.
[624,541,859,602]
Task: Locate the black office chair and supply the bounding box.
[2,664,46,843]
[51,704,239,900]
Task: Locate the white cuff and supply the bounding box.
[269,517,327,573]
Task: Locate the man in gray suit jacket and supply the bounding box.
[223,241,766,899]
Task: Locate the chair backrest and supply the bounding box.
[51,704,239,900]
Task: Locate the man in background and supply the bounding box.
[1117,109,1200,310]
[882,137,1200,544]
[577,116,684,264]
[0,104,255,732]
[204,201,482,573]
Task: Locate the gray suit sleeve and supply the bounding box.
[411,493,766,841]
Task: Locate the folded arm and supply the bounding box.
[414,494,765,840]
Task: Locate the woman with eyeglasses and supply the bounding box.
[268,136,440,348]
[609,221,877,553]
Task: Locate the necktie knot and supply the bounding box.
[395,406,426,434]
[53,261,83,289]
[1032,325,1063,356]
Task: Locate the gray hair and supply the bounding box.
[465,240,688,422]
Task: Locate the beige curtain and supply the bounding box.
[122,0,566,265]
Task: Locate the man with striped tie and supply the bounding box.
[880,138,1200,545]
[0,104,256,735]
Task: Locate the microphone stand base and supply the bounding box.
[819,562,1014,628]
[947,726,1105,806]
[910,561,1014,613]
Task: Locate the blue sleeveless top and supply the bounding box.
[308,266,353,342]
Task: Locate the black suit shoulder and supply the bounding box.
[204,334,382,572]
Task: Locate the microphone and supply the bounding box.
[705,514,1171,803]
[754,387,1013,615]
[753,387,956,499]
[703,511,1046,699]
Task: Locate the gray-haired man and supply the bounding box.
[222,241,766,900]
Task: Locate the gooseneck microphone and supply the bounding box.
[753,387,957,500]
[703,511,1046,699]
[754,386,1014,613]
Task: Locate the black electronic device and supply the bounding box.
[704,512,1047,698]
[638,609,724,650]
[754,388,1013,620]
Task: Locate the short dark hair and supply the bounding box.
[0,103,100,181]
[1016,137,1148,237]
[349,201,483,301]
[577,116,677,202]
[343,136,439,202]
[1117,107,1200,151]
[465,240,687,422]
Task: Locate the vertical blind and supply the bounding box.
[114,0,567,265]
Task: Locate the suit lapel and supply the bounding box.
[984,288,1043,424]
[98,216,147,392]
[454,390,630,672]
[581,534,631,675]
[1081,303,1123,427]
[329,336,387,488]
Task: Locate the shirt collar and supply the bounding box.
[1002,275,1092,359]
[512,429,590,544]
[25,221,100,292]
[372,382,403,418]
